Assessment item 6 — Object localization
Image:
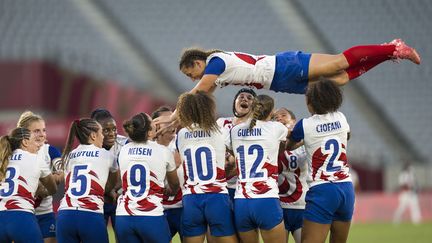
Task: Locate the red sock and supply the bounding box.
[345,56,389,80]
[343,44,395,67]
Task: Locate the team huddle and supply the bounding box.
[0,39,421,243]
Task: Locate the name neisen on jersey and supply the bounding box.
[117,141,176,216]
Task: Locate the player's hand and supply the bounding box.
[154,120,179,138]
[153,115,174,126]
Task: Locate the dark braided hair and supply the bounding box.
[249,95,274,130]
[179,47,223,70]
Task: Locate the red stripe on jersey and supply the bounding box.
[263,161,278,180]
[216,168,226,180]
[240,182,251,199]
[311,148,327,180]
[78,197,99,210]
[17,185,35,206]
[124,196,134,216]
[5,199,22,210]
[150,181,164,198]
[122,172,128,193]
[202,183,224,193]
[136,198,157,212]
[278,178,290,194]
[251,181,271,195]
[280,173,303,203]
[88,170,99,179]
[18,176,28,184]
[90,180,105,198]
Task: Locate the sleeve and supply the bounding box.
[107,151,118,172]
[48,145,61,160]
[290,119,305,143]
[204,56,226,75]
[276,122,289,142]
[341,112,350,133]
[225,128,233,150]
[38,155,51,178]
[166,149,177,172]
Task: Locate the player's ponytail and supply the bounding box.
[179,47,223,69]
[123,113,152,143]
[61,118,100,170]
[17,110,43,128]
[249,95,274,130]
[0,128,31,181]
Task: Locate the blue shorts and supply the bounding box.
[304,182,355,224]
[270,51,311,94]
[182,194,236,237]
[164,207,183,239]
[115,215,171,243]
[234,198,283,232]
[282,208,304,232]
[56,210,108,243]
[36,212,56,238]
[103,202,117,227]
[0,211,43,243]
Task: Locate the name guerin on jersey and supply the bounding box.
[185,130,211,139]
[237,128,262,137]
[316,121,341,133]
[128,147,152,156]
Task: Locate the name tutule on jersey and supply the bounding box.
[58,144,117,213]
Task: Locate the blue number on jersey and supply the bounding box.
[325,139,342,172]
[70,165,90,197]
[129,164,147,197]
[236,144,265,179]
[0,167,18,197]
[289,155,298,170]
[184,146,214,182]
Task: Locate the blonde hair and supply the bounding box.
[0,128,31,181]
[249,95,274,130]
[17,111,43,129]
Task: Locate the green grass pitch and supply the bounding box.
[108,222,432,243]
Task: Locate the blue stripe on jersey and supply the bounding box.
[290,119,304,142]
[204,57,226,75]
[48,145,61,159]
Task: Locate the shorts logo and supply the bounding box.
[49,224,56,232]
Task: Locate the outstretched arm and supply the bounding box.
[154,74,218,125]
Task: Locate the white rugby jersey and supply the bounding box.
[163,137,184,209]
[278,146,308,209]
[0,149,51,213]
[59,144,117,213]
[35,144,61,215]
[208,52,276,89]
[229,120,288,199]
[216,117,237,190]
[176,124,228,195]
[290,111,351,187]
[117,141,176,216]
